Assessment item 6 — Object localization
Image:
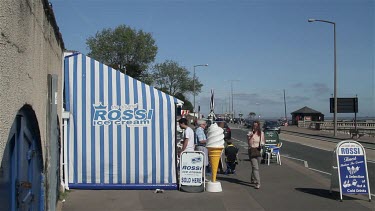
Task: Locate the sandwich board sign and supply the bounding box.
[179,151,205,192]
[331,140,371,202]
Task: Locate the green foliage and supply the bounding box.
[175,93,193,111]
[86,25,158,79]
[138,71,154,85]
[150,60,203,97]
[249,112,256,118]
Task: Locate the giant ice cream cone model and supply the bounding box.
[206,123,225,183]
[207,147,224,182]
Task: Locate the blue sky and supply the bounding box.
[51,0,374,119]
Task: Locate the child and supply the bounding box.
[224,140,239,174]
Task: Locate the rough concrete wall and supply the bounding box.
[0,0,64,164]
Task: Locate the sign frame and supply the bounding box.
[330,97,358,113]
[330,140,371,202]
[179,151,205,191]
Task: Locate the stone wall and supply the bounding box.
[0,0,64,168]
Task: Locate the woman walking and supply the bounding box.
[247,120,265,189]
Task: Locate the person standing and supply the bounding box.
[195,119,210,174]
[224,140,239,174]
[247,120,265,189]
[178,118,195,156]
[217,121,226,174]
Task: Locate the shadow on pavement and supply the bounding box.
[216,176,254,187]
[295,188,359,201]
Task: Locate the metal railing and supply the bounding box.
[297,120,375,137]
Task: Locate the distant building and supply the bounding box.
[291,106,324,125]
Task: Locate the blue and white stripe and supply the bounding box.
[64,53,181,189]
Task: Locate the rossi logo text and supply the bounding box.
[92,103,153,127]
[340,147,361,155]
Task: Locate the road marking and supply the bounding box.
[234,135,375,163]
[282,155,306,162]
[283,155,375,196]
[308,167,331,175]
[232,137,248,149]
[232,137,242,142]
[233,136,375,197]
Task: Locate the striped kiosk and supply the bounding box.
[63,53,182,190]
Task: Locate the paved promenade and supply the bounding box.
[60,126,374,211]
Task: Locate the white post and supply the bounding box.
[62,112,70,190]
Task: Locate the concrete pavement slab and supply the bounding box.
[60,129,374,211]
[61,156,374,211]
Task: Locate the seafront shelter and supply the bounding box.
[291,106,324,125]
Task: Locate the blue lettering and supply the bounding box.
[147,109,154,119]
[94,110,107,120]
[122,110,134,120]
[140,120,150,124]
[108,110,121,120]
[135,109,146,120]
[182,166,202,170]
[191,178,201,183]
[341,147,361,155]
[93,104,153,126]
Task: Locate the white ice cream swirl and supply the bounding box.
[206,123,225,148]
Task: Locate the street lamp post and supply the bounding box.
[256,102,260,120]
[193,64,208,115]
[308,18,337,137]
[226,79,239,120]
[283,89,287,121]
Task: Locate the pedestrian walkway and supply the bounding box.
[60,138,374,211]
[281,125,375,144]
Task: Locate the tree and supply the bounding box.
[175,93,193,111]
[150,60,203,96]
[249,112,256,119]
[86,25,158,79]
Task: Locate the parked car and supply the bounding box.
[278,119,288,126]
[205,119,231,141]
[262,120,281,134]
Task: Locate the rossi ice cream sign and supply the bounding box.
[337,142,370,195]
[93,103,153,127]
[180,152,204,186]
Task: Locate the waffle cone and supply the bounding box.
[207,146,224,182]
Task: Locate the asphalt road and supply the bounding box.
[230,125,375,195]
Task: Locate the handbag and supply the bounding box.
[249,147,261,158]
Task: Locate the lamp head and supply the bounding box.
[194,64,209,67]
[308,19,316,22]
